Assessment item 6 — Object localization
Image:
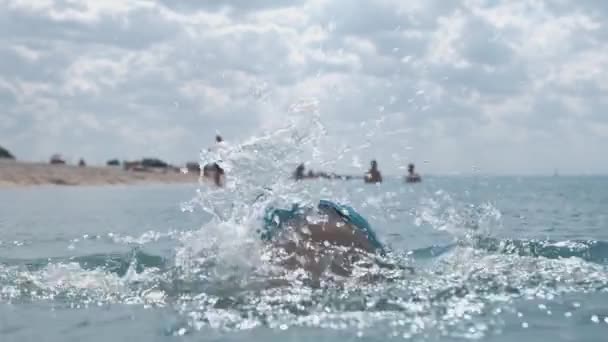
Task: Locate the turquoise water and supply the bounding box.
[1,177,608,341]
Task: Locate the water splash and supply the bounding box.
[3,233,608,340]
[414,189,503,241]
[183,104,333,277]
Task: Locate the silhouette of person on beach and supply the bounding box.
[405,163,421,183]
[364,160,382,183]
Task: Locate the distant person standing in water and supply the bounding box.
[405,163,421,183]
[364,160,382,183]
[203,135,226,187]
[204,163,224,187]
[294,163,305,180]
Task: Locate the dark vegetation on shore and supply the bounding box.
[44,153,200,175]
[0,143,200,173]
[0,145,15,160]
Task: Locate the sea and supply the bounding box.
[1,175,608,342]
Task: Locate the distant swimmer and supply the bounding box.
[364,160,382,184]
[405,163,421,183]
[293,163,350,181]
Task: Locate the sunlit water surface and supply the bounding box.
[1,175,608,342]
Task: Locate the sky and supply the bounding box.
[1,0,607,175]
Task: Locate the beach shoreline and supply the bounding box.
[0,160,199,187]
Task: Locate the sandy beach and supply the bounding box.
[0,160,199,187]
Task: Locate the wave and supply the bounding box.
[402,237,608,266]
[0,249,167,276]
[470,237,608,265]
[2,234,607,287]
[2,236,607,283]
[2,235,608,338]
[407,244,457,259]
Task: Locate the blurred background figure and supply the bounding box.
[202,135,226,187]
[364,160,382,183]
[405,163,421,183]
[203,163,225,187]
[294,163,305,180]
[50,154,66,165]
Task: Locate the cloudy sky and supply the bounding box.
[1,0,607,175]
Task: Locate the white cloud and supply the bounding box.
[11,44,42,62]
[0,0,607,173]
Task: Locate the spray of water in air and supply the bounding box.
[174,100,332,283]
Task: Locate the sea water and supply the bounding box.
[1,175,608,342]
